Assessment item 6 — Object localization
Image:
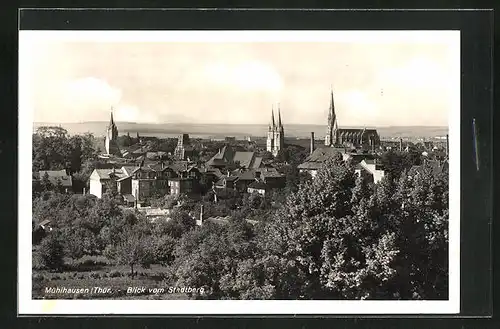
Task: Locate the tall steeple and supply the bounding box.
[105,107,120,156]
[278,103,282,128]
[325,86,337,146]
[109,107,115,126]
[329,88,336,127]
[271,105,275,128]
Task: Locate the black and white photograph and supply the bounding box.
[19,29,460,315]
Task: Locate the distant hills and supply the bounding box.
[33,121,448,140]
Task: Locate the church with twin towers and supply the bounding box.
[266,104,285,157]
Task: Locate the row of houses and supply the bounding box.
[87,144,287,206]
[89,161,202,206]
[298,141,447,184]
[298,146,386,183]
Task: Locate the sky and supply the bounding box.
[19,31,459,126]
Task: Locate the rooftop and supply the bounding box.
[36,170,73,187]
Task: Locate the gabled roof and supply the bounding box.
[122,194,135,202]
[298,147,345,170]
[121,166,139,176]
[215,176,239,187]
[233,151,256,169]
[169,161,190,173]
[37,170,73,187]
[236,170,258,181]
[93,168,128,180]
[250,156,263,169]
[261,170,284,179]
[204,168,224,178]
[248,181,268,190]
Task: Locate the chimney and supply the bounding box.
[310,132,315,155]
[399,138,403,152]
[446,134,449,158]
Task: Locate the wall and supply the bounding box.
[89,179,102,198]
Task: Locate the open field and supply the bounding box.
[32,254,189,300]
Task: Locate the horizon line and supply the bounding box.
[33,121,448,128]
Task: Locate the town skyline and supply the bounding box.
[20,31,459,127]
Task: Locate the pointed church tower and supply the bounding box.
[272,103,285,156]
[266,105,275,154]
[105,108,121,156]
[278,104,283,131]
[325,88,338,146]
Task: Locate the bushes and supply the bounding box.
[38,233,64,271]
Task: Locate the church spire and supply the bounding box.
[278,103,282,127]
[271,105,275,127]
[109,107,115,126]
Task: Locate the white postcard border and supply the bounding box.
[18,30,460,315]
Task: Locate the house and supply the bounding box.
[168,177,195,196]
[259,167,286,188]
[199,167,225,187]
[358,159,386,184]
[122,193,136,207]
[206,145,263,170]
[88,168,123,198]
[297,147,347,178]
[298,146,377,178]
[214,176,239,190]
[247,181,269,196]
[146,151,168,161]
[232,169,259,192]
[130,167,159,203]
[35,169,73,192]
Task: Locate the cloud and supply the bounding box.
[339,90,380,126]
[64,77,122,106]
[59,77,122,121]
[202,60,284,92]
[114,104,159,123]
[381,57,451,90]
[27,39,457,126]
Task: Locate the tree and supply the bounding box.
[32,126,72,171]
[387,166,449,299]
[40,172,53,191]
[254,156,440,300]
[113,227,152,275]
[173,220,258,299]
[152,235,177,266]
[150,194,178,209]
[39,232,65,271]
[260,151,274,161]
[380,149,422,181]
